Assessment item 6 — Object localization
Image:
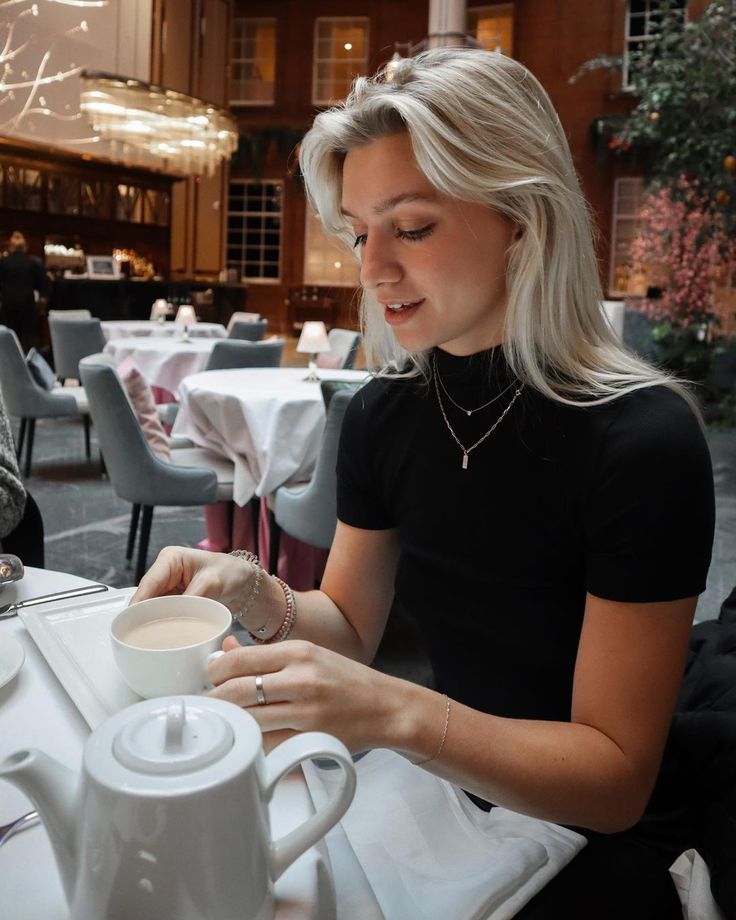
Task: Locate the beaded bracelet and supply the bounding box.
[248,576,297,644]
[414,695,451,766]
[228,550,269,634]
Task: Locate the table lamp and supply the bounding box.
[175,304,197,342]
[151,299,170,323]
[296,321,330,381]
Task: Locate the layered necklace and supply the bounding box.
[432,352,523,470]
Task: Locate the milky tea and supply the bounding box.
[121,616,220,650]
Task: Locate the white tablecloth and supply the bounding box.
[172,367,369,506]
[102,320,226,340]
[0,568,339,919]
[103,336,218,395]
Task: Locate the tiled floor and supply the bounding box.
[10,391,735,687]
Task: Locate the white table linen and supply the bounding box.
[102,320,226,340]
[0,567,338,919]
[172,367,369,506]
[103,336,218,395]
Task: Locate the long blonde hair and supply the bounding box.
[299,48,690,408]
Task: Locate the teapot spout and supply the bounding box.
[0,748,78,901]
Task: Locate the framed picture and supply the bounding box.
[86,255,120,280]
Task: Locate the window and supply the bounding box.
[226,180,283,282]
[467,4,514,55]
[303,209,359,287]
[3,166,42,211]
[623,0,686,90]
[609,177,645,296]
[313,17,369,105]
[231,18,276,105]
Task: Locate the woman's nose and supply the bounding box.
[359,237,402,289]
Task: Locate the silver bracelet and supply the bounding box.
[228,550,267,632]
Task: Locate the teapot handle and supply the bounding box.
[264,731,356,881]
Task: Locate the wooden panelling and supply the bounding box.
[193,167,226,275]
[198,0,231,106]
[161,0,195,94]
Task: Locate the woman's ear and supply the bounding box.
[514,226,524,241]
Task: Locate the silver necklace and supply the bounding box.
[433,364,524,470]
[432,352,517,416]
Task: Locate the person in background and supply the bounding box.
[0,231,47,353]
[132,49,714,917]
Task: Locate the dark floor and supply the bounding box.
[10,412,736,686]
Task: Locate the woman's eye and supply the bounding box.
[396,224,435,242]
[353,233,367,249]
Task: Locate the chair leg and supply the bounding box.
[135,506,154,585]
[23,419,36,478]
[16,418,27,459]
[250,497,260,558]
[83,415,91,461]
[269,510,281,576]
[126,504,141,565]
[226,500,235,553]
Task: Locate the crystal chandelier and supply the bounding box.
[79,70,238,177]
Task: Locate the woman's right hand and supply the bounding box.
[129,547,254,617]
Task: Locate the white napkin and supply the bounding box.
[303,748,586,920]
[669,849,726,920]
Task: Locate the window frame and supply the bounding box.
[226,178,284,285]
[609,176,645,297]
[230,17,277,107]
[312,16,369,107]
[622,0,686,91]
[466,3,514,56]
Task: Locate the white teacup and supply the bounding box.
[111,595,231,698]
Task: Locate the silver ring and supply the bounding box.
[255,674,267,706]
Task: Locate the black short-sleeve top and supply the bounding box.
[337,346,715,723]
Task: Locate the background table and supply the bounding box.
[0,568,338,919]
[103,336,218,397]
[102,320,226,340]
[172,367,368,507]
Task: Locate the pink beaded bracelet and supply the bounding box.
[248,576,296,644]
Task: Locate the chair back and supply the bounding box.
[273,389,355,549]
[48,309,92,320]
[326,328,361,369]
[206,339,284,371]
[227,319,268,341]
[49,317,107,380]
[79,358,216,506]
[226,311,261,331]
[0,326,76,419]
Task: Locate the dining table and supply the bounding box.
[101,320,227,341]
[172,366,369,508]
[0,566,383,919]
[103,335,219,398]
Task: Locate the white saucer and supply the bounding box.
[0,635,25,689]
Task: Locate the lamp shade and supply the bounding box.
[296,321,330,354]
[175,304,197,326]
[151,299,170,320]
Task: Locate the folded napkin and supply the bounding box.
[669,849,726,920]
[303,749,586,920]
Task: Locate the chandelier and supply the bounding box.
[79,70,238,177]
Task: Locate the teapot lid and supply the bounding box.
[112,698,233,775]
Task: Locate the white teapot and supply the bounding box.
[0,696,356,919]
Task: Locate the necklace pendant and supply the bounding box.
[466,409,472,416]
[462,452,469,470]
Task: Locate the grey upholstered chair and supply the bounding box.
[0,326,90,477]
[79,358,235,583]
[47,309,92,320]
[268,387,357,574]
[227,319,268,341]
[226,311,261,331]
[49,317,107,383]
[205,339,284,371]
[324,328,361,369]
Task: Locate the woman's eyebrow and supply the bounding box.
[341,192,440,219]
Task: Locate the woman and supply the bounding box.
[133,49,714,916]
[0,231,46,354]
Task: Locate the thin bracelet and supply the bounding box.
[228,550,270,634]
[414,695,451,766]
[248,576,297,644]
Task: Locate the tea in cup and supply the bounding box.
[111,595,231,698]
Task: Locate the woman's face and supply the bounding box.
[341,132,515,355]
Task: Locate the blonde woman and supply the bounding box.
[134,49,714,916]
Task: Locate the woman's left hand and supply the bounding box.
[207,635,398,752]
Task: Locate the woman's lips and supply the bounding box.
[383,299,424,325]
